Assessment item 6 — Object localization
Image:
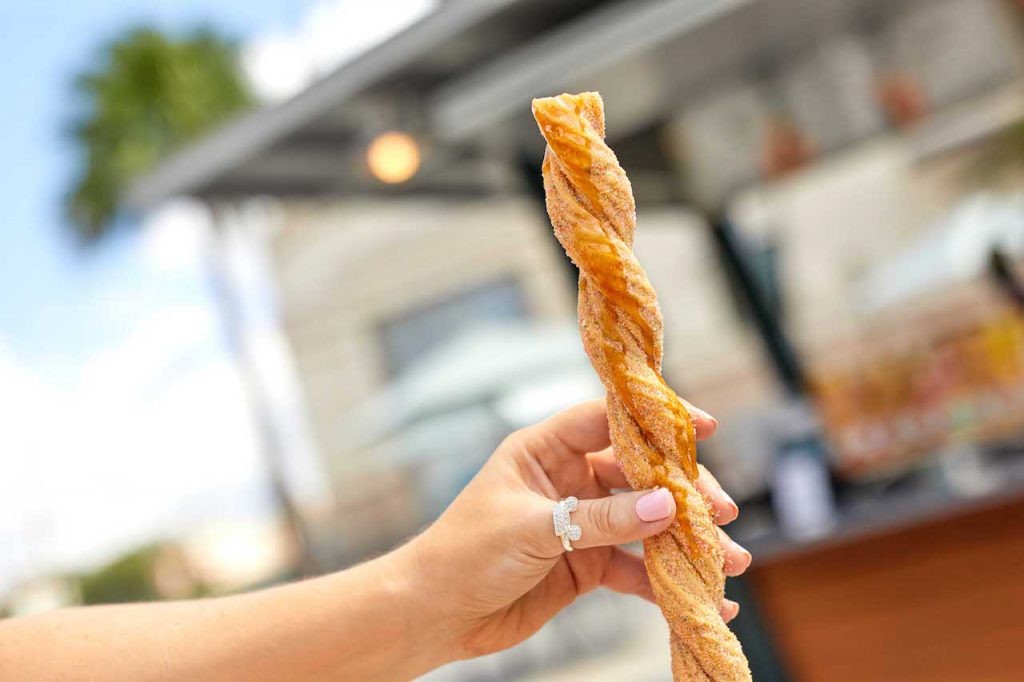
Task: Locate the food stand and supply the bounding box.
[128,1,1024,678]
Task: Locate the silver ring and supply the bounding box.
[553,496,582,552]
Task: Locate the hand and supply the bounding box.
[393,398,751,661]
[0,398,750,682]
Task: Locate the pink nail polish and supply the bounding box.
[692,406,718,426]
[636,488,674,522]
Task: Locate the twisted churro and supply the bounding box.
[532,92,751,681]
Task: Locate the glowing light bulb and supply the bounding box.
[366,131,421,184]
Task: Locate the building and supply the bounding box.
[128,0,1024,678]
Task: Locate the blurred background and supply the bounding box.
[3,0,1024,679]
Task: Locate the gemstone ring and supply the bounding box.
[552,496,582,552]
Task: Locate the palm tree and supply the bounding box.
[67,27,251,239]
[66,26,317,575]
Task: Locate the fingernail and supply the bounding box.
[691,405,718,426]
[722,599,740,620]
[738,545,752,569]
[636,488,674,522]
[722,489,738,514]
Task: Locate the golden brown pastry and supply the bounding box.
[532,92,751,681]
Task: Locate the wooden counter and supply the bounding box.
[747,493,1024,681]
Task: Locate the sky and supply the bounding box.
[0,0,432,593]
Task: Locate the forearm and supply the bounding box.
[0,543,457,682]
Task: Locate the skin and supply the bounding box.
[0,399,749,682]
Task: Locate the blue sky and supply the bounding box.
[0,0,326,591]
[0,0,312,359]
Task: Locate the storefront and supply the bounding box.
[129,0,1024,678]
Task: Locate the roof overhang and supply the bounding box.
[124,0,524,209]
[126,0,913,210]
[429,0,752,143]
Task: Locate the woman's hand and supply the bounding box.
[0,398,748,682]
[393,398,751,660]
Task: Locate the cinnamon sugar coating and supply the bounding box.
[532,92,751,681]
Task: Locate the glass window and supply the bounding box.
[378,278,528,377]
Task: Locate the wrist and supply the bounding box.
[383,533,469,672]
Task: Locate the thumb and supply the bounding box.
[571,488,676,550]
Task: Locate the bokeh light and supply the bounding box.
[366,131,421,184]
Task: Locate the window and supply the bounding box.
[378,278,528,378]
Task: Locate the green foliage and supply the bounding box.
[77,545,164,605]
[66,26,253,241]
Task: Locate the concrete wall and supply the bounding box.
[268,198,575,473]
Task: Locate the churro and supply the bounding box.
[532,92,751,681]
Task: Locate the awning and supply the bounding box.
[125,0,899,210]
[124,0,616,208]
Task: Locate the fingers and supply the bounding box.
[601,548,655,602]
[534,399,610,455]
[696,464,739,525]
[588,458,739,527]
[684,401,718,440]
[571,488,676,550]
[602,553,742,620]
[530,398,714,462]
[717,526,752,577]
[530,488,676,556]
[534,492,750,573]
[588,447,628,490]
[525,399,719,498]
[720,599,740,623]
[590,449,743,532]
[524,400,610,489]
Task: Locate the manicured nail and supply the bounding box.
[691,405,718,426]
[738,545,752,569]
[722,489,738,514]
[636,488,674,522]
